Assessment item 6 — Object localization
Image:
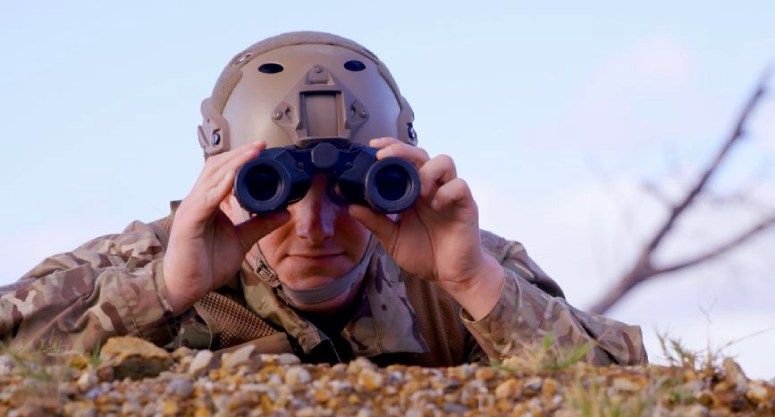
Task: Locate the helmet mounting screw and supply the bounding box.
[313,65,323,73]
[272,110,283,120]
[211,130,221,146]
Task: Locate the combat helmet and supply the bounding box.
[198,31,417,155]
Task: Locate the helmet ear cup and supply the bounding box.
[198,98,231,157]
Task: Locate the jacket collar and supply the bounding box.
[240,246,428,357]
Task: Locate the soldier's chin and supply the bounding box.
[279,257,353,287]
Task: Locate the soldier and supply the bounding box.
[0,32,647,366]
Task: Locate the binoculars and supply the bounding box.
[234,141,420,214]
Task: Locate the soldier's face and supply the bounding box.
[257,173,372,292]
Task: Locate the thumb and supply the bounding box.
[234,210,290,250]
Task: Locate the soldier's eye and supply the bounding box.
[258,63,284,74]
[344,60,365,72]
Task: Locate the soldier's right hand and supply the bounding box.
[162,141,290,316]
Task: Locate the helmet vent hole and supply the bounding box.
[344,60,366,72]
[258,63,284,74]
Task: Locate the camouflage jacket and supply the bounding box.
[0,210,648,366]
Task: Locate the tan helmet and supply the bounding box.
[198,31,417,156]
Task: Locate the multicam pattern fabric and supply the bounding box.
[0,221,177,352]
[0,215,647,366]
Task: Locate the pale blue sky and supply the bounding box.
[1,1,774,376]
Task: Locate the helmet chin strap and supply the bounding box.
[257,236,376,307]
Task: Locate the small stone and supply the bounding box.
[523,377,543,395]
[684,404,709,417]
[696,390,714,407]
[95,364,114,382]
[723,358,749,392]
[77,370,98,391]
[494,379,518,399]
[474,367,496,381]
[277,353,301,365]
[84,386,104,401]
[121,402,142,415]
[542,378,558,397]
[172,346,194,360]
[296,407,315,417]
[348,357,376,373]
[284,366,312,385]
[67,404,97,417]
[99,336,172,380]
[745,381,769,403]
[357,368,384,392]
[442,402,468,415]
[0,354,15,375]
[189,350,214,376]
[221,345,257,371]
[313,388,331,403]
[64,352,90,370]
[160,399,179,417]
[165,376,195,397]
[612,377,642,392]
[355,409,373,417]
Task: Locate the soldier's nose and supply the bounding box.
[293,175,336,243]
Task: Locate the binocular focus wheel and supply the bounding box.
[364,158,420,214]
[235,159,292,214]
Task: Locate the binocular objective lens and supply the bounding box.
[245,165,283,201]
[374,165,411,201]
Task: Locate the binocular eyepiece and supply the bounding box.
[234,141,420,214]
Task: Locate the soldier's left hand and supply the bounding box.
[349,137,505,320]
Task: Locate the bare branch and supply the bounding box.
[589,68,773,315]
[644,70,768,254]
[655,216,775,275]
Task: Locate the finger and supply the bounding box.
[369,137,403,149]
[202,141,265,178]
[430,178,475,212]
[184,142,267,219]
[376,143,430,169]
[348,205,398,247]
[234,210,291,250]
[418,154,457,199]
[206,141,266,188]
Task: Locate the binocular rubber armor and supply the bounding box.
[234,140,420,214]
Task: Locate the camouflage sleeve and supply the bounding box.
[0,221,178,352]
[461,230,648,366]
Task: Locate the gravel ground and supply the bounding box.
[0,337,772,417]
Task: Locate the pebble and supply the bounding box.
[347,357,376,373]
[612,377,642,392]
[0,341,771,417]
[165,376,195,397]
[474,366,496,381]
[189,350,214,376]
[277,353,301,366]
[494,379,519,399]
[221,345,256,371]
[723,357,749,392]
[746,381,769,403]
[356,368,384,392]
[523,377,543,395]
[284,366,312,385]
[0,354,14,375]
[77,370,98,391]
[99,336,172,380]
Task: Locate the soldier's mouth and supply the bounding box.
[289,253,346,259]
